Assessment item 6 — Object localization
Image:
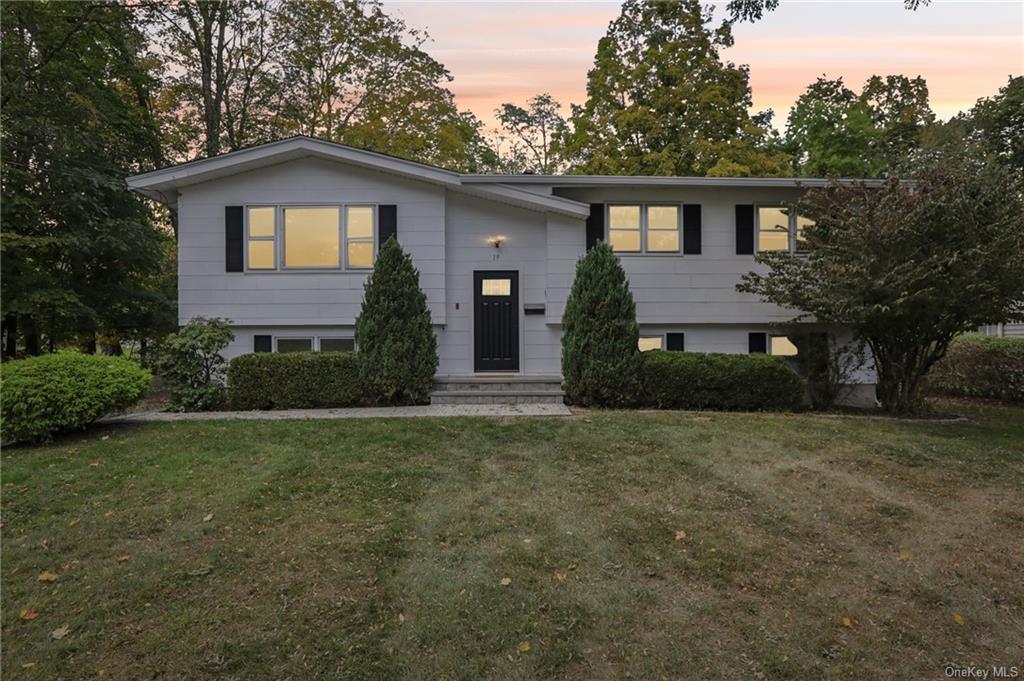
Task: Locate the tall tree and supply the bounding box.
[738,157,1024,414]
[726,0,928,24]
[784,75,934,177]
[273,0,496,171]
[494,93,568,174]
[563,0,790,177]
[152,0,283,160]
[1,1,174,356]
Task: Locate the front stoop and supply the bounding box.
[430,375,565,405]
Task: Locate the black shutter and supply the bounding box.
[585,203,604,250]
[225,206,244,272]
[254,335,272,353]
[666,333,685,351]
[683,204,702,255]
[378,204,397,248]
[736,204,755,255]
[748,332,767,354]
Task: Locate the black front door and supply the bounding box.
[474,270,519,372]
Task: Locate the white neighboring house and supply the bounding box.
[127,136,878,402]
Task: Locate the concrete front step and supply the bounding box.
[430,390,566,405]
[432,376,563,392]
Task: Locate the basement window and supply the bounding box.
[638,336,664,352]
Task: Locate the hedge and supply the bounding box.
[227,351,363,410]
[1,352,151,443]
[640,350,805,411]
[928,334,1024,402]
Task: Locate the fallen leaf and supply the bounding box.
[554,571,567,582]
[841,616,853,628]
[22,662,36,668]
[898,550,911,561]
[567,561,578,571]
[202,513,214,522]
[522,538,532,544]
[51,625,70,640]
[674,530,687,541]
[517,641,530,653]
[116,555,131,562]
[398,613,405,624]
[68,518,80,528]
[37,571,59,583]
[953,612,964,626]
[19,609,39,621]
[499,577,511,586]
[89,461,100,467]
[104,510,114,518]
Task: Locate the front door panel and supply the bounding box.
[474,271,519,372]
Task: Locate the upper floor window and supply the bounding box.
[608,204,680,253]
[245,205,376,271]
[757,206,814,254]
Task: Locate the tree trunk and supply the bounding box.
[2,314,18,359]
[23,316,40,356]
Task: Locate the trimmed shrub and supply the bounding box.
[928,334,1024,401]
[640,350,805,411]
[227,351,362,410]
[561,241,642,407]
[1,352,151,442]
[155,317,234,412]
[355,238,438,405]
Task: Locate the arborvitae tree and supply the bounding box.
[561,241,642,406]
[355,237,438,404]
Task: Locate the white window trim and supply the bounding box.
[755,204,811,255]
[343,205,377,270]
[243,203,378,273]
[245,205,277,270]
[607,203,682,254]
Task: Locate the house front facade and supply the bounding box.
[128,136,876,397]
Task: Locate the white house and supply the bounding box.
[128,136,877,403]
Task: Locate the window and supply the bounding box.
[647,206,679,252]
[608,205,681,253]
[638,336,663,352]
[247,206,276,269]
[770,336,799,356]
[609,205,641,252]
[276,337,313,353]
[757,206,814,254]
[345,206,374,269]
[757,206,790,252]
[245,204,376,271]
[481,278,511,296]
[320,337,355,352]
[283,207,340,268]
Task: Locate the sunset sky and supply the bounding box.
[383,0,1023,133]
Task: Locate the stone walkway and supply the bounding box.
[104,403,572,423]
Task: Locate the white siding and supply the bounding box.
[554,186,805,324]
[440,192,562,375]
[177,156,446,327]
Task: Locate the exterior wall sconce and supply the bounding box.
[487,235,506,249]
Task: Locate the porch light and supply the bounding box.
[487,235,506,249]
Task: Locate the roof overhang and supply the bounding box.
[126,136,589,218]
[461,174,892,188]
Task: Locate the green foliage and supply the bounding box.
[355,238,438,405]
[563,0,791,177]
[561,242,642,407]
[155,318,234,412]
[494,93,568,174]
[739,160,1024,414]
[227,352,362,410]
[640,350,805,411]
[1,2,174,355]
[784,330,867,410]
[1,353,151,442]
[928,334,1024,402]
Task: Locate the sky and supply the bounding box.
[383,0,1023,133]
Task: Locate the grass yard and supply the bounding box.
[2,401,1023,680]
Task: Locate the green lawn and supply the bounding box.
[3,402,1023,680]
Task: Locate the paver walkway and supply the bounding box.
[104,403,572,423]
